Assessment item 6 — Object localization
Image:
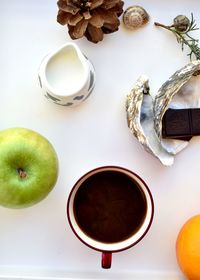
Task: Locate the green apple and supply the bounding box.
[0,127,59,208]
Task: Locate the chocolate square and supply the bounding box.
[162,109,191,139]
[191,109,200,135]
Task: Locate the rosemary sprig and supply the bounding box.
[154,14,200,61]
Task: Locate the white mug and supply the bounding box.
[38,42,95,107]
[67,166,154,268]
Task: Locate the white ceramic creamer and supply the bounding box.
[38,43,95,106]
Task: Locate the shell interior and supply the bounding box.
[126,75,174,166]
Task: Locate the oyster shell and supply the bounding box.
[154,60,200,139]
[126,60,200,166]
[126,75,174,166]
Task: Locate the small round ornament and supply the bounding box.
[173,15,190,32]
[123,6,149,29]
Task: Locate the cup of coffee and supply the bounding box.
[67,166,154,268]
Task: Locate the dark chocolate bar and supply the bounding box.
[162,108,200,140]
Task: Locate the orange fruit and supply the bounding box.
[176,215,200,280]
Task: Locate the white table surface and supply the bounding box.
[1,0,200,279]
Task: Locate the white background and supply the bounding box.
[0,0,200,279]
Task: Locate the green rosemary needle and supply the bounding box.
[154,14,200,61]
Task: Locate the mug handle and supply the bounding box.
[102,252,112,269]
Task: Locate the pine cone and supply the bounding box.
[57,0,124,43]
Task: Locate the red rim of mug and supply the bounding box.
[67,166,154,253]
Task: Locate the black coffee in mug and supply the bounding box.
[73,170,147,243]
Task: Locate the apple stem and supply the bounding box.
[17,168,27,179]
